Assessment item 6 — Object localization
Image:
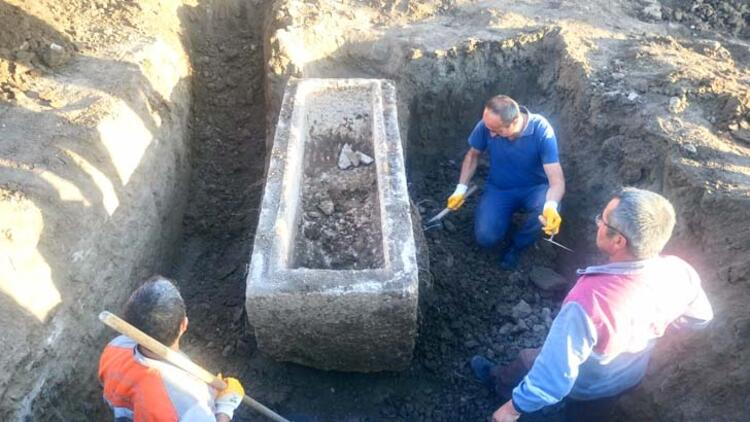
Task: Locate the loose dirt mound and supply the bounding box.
[663,0,750,37]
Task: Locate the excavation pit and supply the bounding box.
[246,78,419,372]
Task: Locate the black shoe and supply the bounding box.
[500,248,520,270]
[470,355,495,387]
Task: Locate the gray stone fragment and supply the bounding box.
[512,300,532,319]
[317,199,335,216]
[356,151,374,165]
[338,143,354,169]
[42,43,70,68]
[529,266,568,291]
[682,143,698,154]
[514,319,529,332]
[642,4,662,20]
[498,322,515,336]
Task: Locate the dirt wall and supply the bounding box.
[0,2,193,419]
[262,1,750,420]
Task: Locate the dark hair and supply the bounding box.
[484,95,520,124]
[123,275,186,345]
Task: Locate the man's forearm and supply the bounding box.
[458,152,479,185]
[545,179,565,203]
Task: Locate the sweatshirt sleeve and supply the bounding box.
[511,301,597,413]
[672,266,714,330]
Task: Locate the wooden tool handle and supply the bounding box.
[99,311,289,422]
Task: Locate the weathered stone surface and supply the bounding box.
[246,78,419,372]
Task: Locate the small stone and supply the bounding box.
[611,72,625,80]
[512,300,532,319]
[532,324,546,333]
[541,307,552,319]
[318,200,335,216]
[682,143,697,154]
[731,128,750,144]
[669,96,687,114]
[443,219,456,232]
[338,143,354,169]
[464,339,479,348]
[642,4,662,20]
[356,151,374,165]
[42,43,70,68]
[444,253,454,268]
[345,147,360,167]
[14,50,35,63]
[232,306,244,323]
[492,343,504,355]
[514,319,529,333]
[627,91,639,102]
[498,323,515,335]
[529,266,568,291]
[222,344,234,357]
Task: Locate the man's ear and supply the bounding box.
[614,233,628,252]
[180,316,189,335]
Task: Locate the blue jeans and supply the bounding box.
[474,184,548,251]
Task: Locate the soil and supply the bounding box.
[295,126,383,269]
[296,164,382,270]
[663,0,750,38]
[2,0,750,421]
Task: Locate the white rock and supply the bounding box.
[642,5,662,20]
[682,143,697,154]
[356,151,374,165]
[338,143,353,169]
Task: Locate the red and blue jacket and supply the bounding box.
[512,256,714,413]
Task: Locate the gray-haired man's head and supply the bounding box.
[607,187,676,259]
[123,275,186,345]
[484,95,520,124]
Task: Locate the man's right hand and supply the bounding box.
[447,184,468,210]
[215,376,244,419]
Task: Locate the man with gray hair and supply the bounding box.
[446,95,565,269]
[471,188,714,421]
[99,275,245,421]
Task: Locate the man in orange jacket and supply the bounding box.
[99,275,245,421]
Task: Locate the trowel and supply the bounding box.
[543,234,574,253]
[423,185,479,231]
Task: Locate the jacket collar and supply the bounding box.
[577,256,662,276]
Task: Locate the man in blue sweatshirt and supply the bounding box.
[446,95,565,269]
[472,188,714,421]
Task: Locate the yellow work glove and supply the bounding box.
[447,184,468,211]
[215,375,245,419]
[540,201,562,236]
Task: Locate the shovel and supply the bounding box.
[99,311,290,422]
[423,185,479,231]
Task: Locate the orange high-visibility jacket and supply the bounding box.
[99,336,218,421]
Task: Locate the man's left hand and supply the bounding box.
[492,400,521,422]
[539,201,561,236]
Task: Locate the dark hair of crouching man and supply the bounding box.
[123,275,188,347]
[472,187,714,422]
[99,276,245,421]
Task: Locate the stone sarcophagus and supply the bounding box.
[246,79,419,372]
